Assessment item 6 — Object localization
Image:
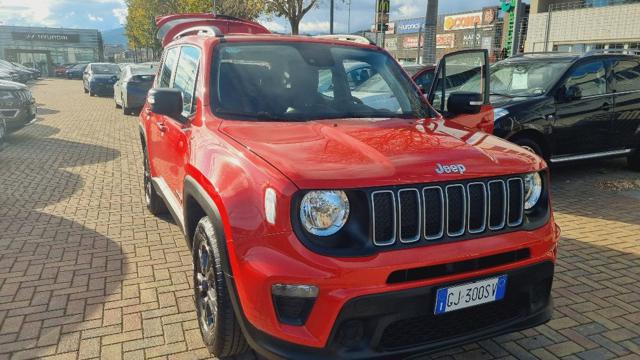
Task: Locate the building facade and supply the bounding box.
[0,26,103,76]
[367,7,503,64]
[526,0,640,52]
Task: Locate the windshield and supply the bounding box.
[460,60,571,97]
[91,64,120,75]
[212,42,432,121]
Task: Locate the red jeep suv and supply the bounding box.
[140,13,560,360]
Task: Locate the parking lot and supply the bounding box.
[0,78,638,360]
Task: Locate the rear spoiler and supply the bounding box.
[155,13,270,47]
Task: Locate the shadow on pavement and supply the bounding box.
[0,121,125,358]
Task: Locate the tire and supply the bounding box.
[513,137,544,158]
[628,149,640,171]
[143,152,167,215]
[193,216,250,359]
[0,119,6,150]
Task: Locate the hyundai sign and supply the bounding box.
[395,18,424,34]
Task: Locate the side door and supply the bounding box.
[427,49,494,133]
[552,59,612,156]
[610,57,640,150]
[159,45,201,201]
[147,46,180,186]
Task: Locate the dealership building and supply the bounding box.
[525,0,640,52]
[0,25,103,76]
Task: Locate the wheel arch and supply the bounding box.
[508,128,551,159]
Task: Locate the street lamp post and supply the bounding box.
[348,0,352,33]
[330,0,335,34]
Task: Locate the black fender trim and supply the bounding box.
[182,176,288,359]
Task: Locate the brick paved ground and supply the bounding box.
[0,79,638,360]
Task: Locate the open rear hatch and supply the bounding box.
[155,13,271,47]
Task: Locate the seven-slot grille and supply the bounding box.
[371,177,524,246]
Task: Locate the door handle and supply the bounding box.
[156,122,167,133]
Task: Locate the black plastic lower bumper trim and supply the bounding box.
[229,261,554,360]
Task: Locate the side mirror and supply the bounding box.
[564,85,582,101]
[148,88,182,118]
[447,91,483,115]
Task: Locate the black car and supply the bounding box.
[462,51,640,170]
[0,79,37,132]
[67,63,88,79]
[83,63,120,96]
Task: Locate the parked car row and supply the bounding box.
[0,79,37,150]
[0,59,40,83]
[72,62,158,116]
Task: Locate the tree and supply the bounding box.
[265,0,320,35]
[124,0,266,59]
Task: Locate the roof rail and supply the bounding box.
[510,51,578,57]
[174,25,224,40]
[584,48,640,56]
[314,34,375,45]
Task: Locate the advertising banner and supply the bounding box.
[443,12,483,31]
[396,18,424,34]
[462,32,482,47]
[436,34,455,48]
[403,35,423,49]
[385,37,398,51]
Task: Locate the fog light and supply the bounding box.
[272,284,318,326]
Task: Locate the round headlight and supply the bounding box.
[523,172,543,210]
[300,191,349,236]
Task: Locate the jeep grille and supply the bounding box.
[371,177,524,246]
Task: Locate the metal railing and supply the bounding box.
[549,0,640,12]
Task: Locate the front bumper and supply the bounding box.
[90,82,115,95]
[243,261,554,359]
[2,103,37,131]
[227,220,559,358]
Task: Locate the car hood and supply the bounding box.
[0,79,26,90]
[490,94,546,108]
[220,117,545,189]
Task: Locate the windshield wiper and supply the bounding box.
[216,110,285,121]
[490,92,517,98]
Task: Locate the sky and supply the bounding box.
[0,0,510,33]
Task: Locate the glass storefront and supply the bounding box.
[0,26,103,76]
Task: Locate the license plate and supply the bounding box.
[434,275,507,315]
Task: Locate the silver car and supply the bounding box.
[113,64,157,115]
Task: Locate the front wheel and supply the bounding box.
[513,137,544,158]
[193,217,249,359]
[0,119,6,149]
